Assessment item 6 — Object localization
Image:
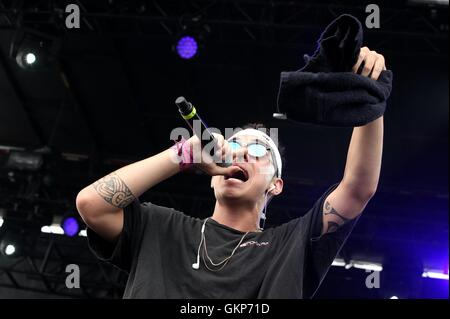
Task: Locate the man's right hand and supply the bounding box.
[187,133,244,177]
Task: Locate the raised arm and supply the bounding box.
[321,47,386,235]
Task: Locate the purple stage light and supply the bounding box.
[62,217,80,237]
[422,271,449,280]
[176,36,198,59]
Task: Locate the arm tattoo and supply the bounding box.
[93,173,135,208]
[326,221,341,234]
[324,201,350,222]
[323,200,350,234]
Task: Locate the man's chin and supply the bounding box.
[218,189,247,202]
[216,179,253,200]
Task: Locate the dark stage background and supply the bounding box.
[0,0,448,299]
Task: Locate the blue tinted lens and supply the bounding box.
[248,144,268,157]
[228,141,241,151]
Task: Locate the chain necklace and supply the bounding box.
[200,218,249,272]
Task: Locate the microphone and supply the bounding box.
[175,96,230,167]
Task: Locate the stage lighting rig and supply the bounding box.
[173,16,211,60]
[9,30,60,70]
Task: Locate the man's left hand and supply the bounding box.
[352,46,386,80]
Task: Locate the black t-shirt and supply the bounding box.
[87,183,358,298]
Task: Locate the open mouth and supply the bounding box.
[225,168,249,182]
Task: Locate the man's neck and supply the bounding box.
[211,200,262,233]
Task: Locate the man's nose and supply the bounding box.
[232,147,249,163]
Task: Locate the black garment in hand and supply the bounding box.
[276,14,393,127]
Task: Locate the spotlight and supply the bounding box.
[61,216,80,237]
[173,19,210,60]
[175,35,198,60]
[41,211,84,237]
[9,30,60,70]
[0,235,21,257]
[25,52,36,64]
[4,244,15,256]
[41,225,64,235]
[331,258,346,267]
[57,212,83,237]
[0,209,44,257]
[390,296,399,299]
[16,51,37,68]
[422,270,449,280]
[352,261,383,272]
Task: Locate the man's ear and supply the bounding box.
[270,178,283,196]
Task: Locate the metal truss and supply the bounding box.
[0,0,447,56]
[0,233,126,298]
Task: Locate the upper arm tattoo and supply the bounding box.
[323,200,350,234]
[92,172,136,208]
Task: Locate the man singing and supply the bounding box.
[76,46,386,298]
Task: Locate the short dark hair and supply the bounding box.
[241,122,286,175]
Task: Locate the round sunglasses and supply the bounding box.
[227,138,280,178]
[228,139,279,177]
[228,140,271,158]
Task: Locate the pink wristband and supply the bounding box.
[171,137,194,171]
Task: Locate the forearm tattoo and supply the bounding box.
[323,200,350,234]
[92,173,135,208]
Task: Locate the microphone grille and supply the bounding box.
[175,96,192,115]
